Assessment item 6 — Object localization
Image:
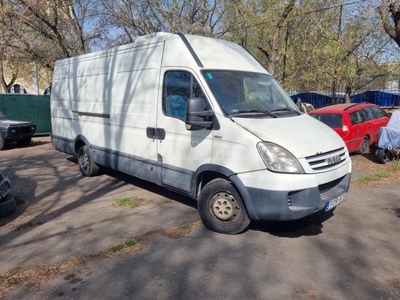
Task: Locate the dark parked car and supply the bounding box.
[308,103,390,154]
[0,110,36,150]
[0,170,16,218]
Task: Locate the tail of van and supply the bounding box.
[51,32,351,234]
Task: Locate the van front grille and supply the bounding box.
[304,147,348,173]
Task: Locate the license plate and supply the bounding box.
[325,192,347,211]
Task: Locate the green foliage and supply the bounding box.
[115,198,136,207]
[110,239,137,253]
[356,171,390,185]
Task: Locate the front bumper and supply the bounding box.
[233,166,351,221]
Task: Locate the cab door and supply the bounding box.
[156,70,213,193]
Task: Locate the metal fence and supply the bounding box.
[0,94,51,135]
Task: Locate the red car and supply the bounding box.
[308,103,390,153]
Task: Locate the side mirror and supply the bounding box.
[185,98,213,131]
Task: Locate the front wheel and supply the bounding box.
[376,148,391,164]
[78,145,99,176]
[197,178,250,234]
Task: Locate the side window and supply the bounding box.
[371,106,387,119]
[362,107,375,121]
[163,71,206,121]
[349,110,365,125]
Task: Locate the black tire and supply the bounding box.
[357,135,370,154]
[0,195,16,218]
[377,148,391,164]
[16,137,32,147]
[78,145,99,177]
[197,178,250,234]
[0,136,4,150]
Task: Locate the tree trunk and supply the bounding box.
[377,0,400,48]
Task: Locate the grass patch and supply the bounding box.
[392,160,400,171]
[125,239,137,247]
[115,198,136,207]
[110,244,124,253]
[356,171,390,185]
[110,239,137,253]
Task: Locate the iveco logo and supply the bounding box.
[326,155,341,165]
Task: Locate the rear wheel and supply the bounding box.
[16,137,32,147]
[377,148,391,164]
[78,145,99,176]
[357,135,370,154]
[197,178,250,234]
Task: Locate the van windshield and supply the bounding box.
[202,70,300,117]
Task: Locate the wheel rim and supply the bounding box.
[383,150,390,162]
[362,137,368,152]
[210,192,238,221]
[79,152,89,171]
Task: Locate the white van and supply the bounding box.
[51,32,351,234]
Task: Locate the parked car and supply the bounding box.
[0,110,36,150]
[0,170,16,218]
[308,103,390,153]
[376,111,400,163]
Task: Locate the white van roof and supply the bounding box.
[134,32,267,73]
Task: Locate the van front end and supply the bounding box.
[234,145,352,221]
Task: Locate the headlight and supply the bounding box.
[10,128,16,134]
[257,142,304,173]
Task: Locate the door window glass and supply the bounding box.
[362,107,376,120]
[349,110,365,125]
[163,71,206,121]
[371,106,387,119]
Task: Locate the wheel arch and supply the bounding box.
[74,134,91,155]
[191,164,257,220]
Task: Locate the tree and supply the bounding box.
[377,0,400,48]
[256,0,295,76]
[99,0,225,45]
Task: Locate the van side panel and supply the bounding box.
[51,42,165,183]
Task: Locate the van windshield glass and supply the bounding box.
[202,70,300,117]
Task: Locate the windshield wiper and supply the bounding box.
[271,108,301,115]
[230,109,278,118]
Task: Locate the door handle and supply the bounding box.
[156,128,166,140]
[146,127,156,139]
[146,127,166,140]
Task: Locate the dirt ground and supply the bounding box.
[1,137,400,299]
[1,136,399,229]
